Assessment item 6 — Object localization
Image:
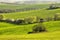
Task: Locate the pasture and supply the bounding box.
[0,21,60,40]
[0,4,60,40]
[2,8,60,19]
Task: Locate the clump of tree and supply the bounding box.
[3,18,25,25]
[24,16,36,24]
[28,23,47,34]
[0,15,4,20]
[36,17,46,23]
[0,7,41,13]
[5,19,15,23]
[46,17,53,22]
[36,16,41,23]
[54,13,60,21]
[0,15,5,22]
[28,18,47,34]
[14,19,25,25]
[0,9,14,13]
[33,24,46,33]
[48,4,60,10]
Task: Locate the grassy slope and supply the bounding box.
[2,8,60,19]
[0,21,60,35]
[0,4,60,40]
[0,6,60,35]
[0,4,49,9]
[0,31,60,40]
[0,21,60,40]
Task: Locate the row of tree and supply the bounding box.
[48,4,60,10]
[0,8,40,13]
[0,13,60,25]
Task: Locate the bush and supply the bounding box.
[46,17,53,21]
[36,16,45,23]
[32,23,46,33]
[36,16,40,23]
[54,13,60,21]
[5,19,15,23]
[0,15,4,20]
[48,4,59,10]
[24,16,36,24]
[40,18,45,23]
[0,15,4,22]
[14,19,25,24]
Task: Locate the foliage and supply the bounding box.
[24,16,36,24]
[32,23,46,33]
[0,15,4,20]
[54,13,60,21]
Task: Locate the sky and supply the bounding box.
[0,0,60,3]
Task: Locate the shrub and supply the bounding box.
[36,16,45,23]
[28,32,33,34]
[0,15,4,20]
[32,23,46,33]
[0,15,4,22]
[24,16,36,24]
[36,16,40,23]
[48,4,59,10]
[54,13,60,21]
[14,19,25,24]
[46,17,53,21]
[40,18,45,23]
[5,19,15,23]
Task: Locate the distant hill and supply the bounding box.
[0,1,60,5]
[14,1,60,4]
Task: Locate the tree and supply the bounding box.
[54,14,58,21]
[46,17,53,21]
[24,16,36,24]
[0,15,4,20]
[14,19,25,24]
[48,4,58,10]
[32,23,46,33]
[36,16,40,23]
[54,13,60,21]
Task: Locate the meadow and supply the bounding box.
[0,4,49,9]
[0,21,60,40]
[0,4,60,40]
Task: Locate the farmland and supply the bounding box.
[0,3,60,40]
[0,21,60,40]
[0,4,49,13]
[2,8,60,19]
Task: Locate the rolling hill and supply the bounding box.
[0,21,60,40]
[2,8,60,19]
[0,4,60,40]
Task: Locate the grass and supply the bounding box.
[0,21,60,40]
[1,8,60,19]
[0,4,60,40]
[0,31,60,40]
[0,21,60,35]
[0,4,49,9]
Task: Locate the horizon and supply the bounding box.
[0,0,60,3]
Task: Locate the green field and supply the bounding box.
[0,21,60,40]
[0,21,60,35]
[0,4,49,9]
[0,4,60,40]
[1,8,60,19]
[0,31,60,40]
